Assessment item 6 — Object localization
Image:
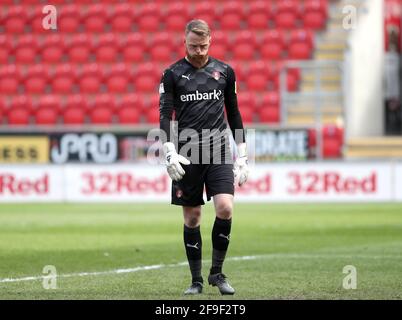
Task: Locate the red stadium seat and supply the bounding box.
[95,33,120,63]
[134,63,160,93]
[15,35,38,64]
[118,106,140,124]
[4,6,27,34]
[79,64,103,94]
[93,94,117,112]
[58,5,81,33]
[35,95,60,125]
[323,124,344,145]
[288,29,314,60]
[233,31,257,60]
[7,96,32,125]
[275,0,299,29]
[68,34,92,63]
[261,91,280,109]
[237,92,257,112]
[322,138,343,158]
[122,33,146,63]
[52,64,76,94]
[304,0,328,30]
[89,98,114,125]
[192,2,217,26]
[0,65,21,95]
[83,4,108,33]
[247,1,272,30]
[63,95,87,125]
[30,6,50,34]
[246,61,269,92]
[261,30,286,60]
[119,94,144,112]
[239,106,254,124]
[111,4,135,33]
[24,65,48,94]
[271,62,300,92]
[209,31,229,60]
[166,2,191,32]
[259,106,280,123]
[150,32,176,62]
[138,3,162,32]
[146,108,160,124]
[106,64,131,94]
[146,94,160,113]
[0,36,12,64]
[0,101,4,125]
[89,94,117,125]
[41,34,65,63]
[220,1,244,30]
[259,92,280,123]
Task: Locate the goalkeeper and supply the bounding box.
[159,20,249,295]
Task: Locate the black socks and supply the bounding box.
[183,224,203,283]
[211,217,232,275]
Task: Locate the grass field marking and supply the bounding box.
[0,253,400,284]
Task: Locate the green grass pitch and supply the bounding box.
[0,203,401,300]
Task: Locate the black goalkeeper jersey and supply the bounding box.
[159,56,245,145]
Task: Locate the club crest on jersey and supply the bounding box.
[212,71,220,80]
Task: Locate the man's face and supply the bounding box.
[185,31,211,63]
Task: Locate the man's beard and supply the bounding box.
[186,49,208,65]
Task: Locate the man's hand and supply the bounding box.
[233,143,249,187]
[163,142,190,181]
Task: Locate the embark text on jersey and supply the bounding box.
[180,90,222,102]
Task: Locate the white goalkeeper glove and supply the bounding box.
[234,143,249,187]
[163,142,190,181]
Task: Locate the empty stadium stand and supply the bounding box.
[0,0,346,158]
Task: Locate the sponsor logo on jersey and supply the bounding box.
[180,89,222,102]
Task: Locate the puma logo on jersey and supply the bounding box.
[180,90,222,102]
[186,242,199,250]
[218,233,230,241]
[181,74,191,80]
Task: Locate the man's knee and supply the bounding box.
[183,206,202,227]
[215,202,233,219]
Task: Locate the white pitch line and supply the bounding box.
[0,253,400,284]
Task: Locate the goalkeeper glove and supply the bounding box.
[234,143,249,187]
[163,142,190,181]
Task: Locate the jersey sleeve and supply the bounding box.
[224,65,245,144]
[159,69,175,143]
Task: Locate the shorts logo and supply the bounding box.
[212,71,220,80]
[176,189,183,198]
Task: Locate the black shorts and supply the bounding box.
[171,162,235,207]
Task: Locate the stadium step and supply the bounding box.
[286,114,342,126]
[345,137,402,158]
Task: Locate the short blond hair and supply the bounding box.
[185,19,211,37]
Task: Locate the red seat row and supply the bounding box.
[0,61,301,94]
[0,28,314,64]
[0,93,281,126]
[0,1,328,33]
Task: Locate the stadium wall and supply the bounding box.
[1,162,401,203]
[345,0,384,138]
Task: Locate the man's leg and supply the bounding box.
[211,194,233,274]
[183,205,203,294]
[208,193,235,295]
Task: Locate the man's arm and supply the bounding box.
[159,69,175,143]
[159,69,190,181]
[225,65,249,186]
